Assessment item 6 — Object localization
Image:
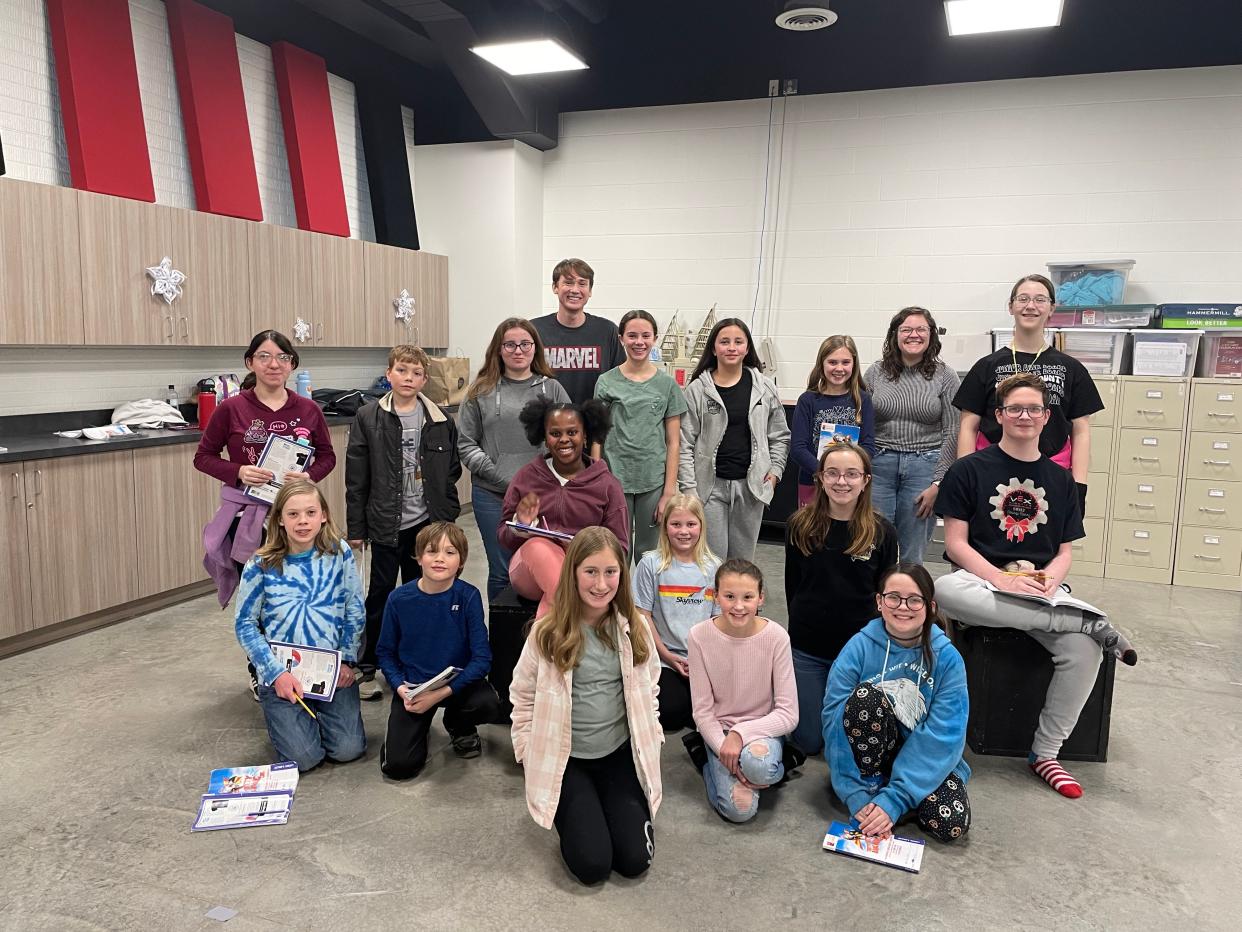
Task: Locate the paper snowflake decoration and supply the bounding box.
[393,289,415,324]
[294,317,312,343]
[145,256,186,305]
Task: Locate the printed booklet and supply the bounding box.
[822,820,925,873]
[403,666,463,698]
[244,434,315,505]
[504,520,576,543]
[983,581,1106,620]
[268,641,341,701]
[817,423,861,458]
[192,762,299,832]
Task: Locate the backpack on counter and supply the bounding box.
[311,388,385,417]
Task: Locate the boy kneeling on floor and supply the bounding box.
[376,521,500,779]
[934,373,1138,799]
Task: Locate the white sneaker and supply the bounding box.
[358,672,383,702]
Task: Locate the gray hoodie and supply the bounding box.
[457,373,571,494]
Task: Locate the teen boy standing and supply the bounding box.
[347,345,462,700]
[935,373,1138,800]
[533,258,625,404]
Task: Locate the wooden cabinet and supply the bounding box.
[133,446,223,597]
[23,453,139,627]
[181,210,255,347]
[0,178,84,344]
[362,241,421,348]
[419,251,450,348]
[0,466,35,639]
[321,424,351,533]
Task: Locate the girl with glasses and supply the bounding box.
[458,318,570,600]
[864,307,961,564]
[954,274,1103,513]
[784,441,897,755]
[822,562,971,843]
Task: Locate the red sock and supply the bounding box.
[1029,757,1083,799]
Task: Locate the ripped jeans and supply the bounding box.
[701,734,785,823]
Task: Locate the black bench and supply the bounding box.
[488,587,538,719]
[948,621,1115,763]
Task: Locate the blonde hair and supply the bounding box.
[531,527,650,673]
[654,493,718,573]
[255,479,344,571]
[806,335,864,412]
[787,441,882,560]
[388,344,430,371]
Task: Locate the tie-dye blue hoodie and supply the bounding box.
[234,542,365,687]
[821,617,970,824]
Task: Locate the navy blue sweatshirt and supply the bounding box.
[376,577,491,693]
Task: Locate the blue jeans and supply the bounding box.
[792,648,832,755]
[702,735,784,823]
[258,682,366,772]
[471,484,512,600]
[871,448,938,564]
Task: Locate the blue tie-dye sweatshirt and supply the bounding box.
[234,542,365,687]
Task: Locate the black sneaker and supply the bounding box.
[248,669,260,702]
[681,730,708,771]
[451,731,482,759]
[782,741,807,774]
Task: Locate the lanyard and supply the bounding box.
[1010,342,1047,372]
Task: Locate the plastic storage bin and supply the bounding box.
[1047,259,1136,306]
[1196,331,1242,378]
[1048,304,1155,328]
[991,328,1059,353]
[1057,328,1130,375]
[1159,303,1242,329]
[1129,330,1203,378]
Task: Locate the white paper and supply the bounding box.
[1133,341,1187,376]
[1142,437,1158,446]
[1219,393,1235,402]
[1213,441,1230,450]
[1134,530,1150,539]
[1209,489,1225,498]
[1204,536,1221,545]
[1138,484,1153,493]
[1146,390,1164,399]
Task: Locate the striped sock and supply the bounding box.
[1029,755,1083,799]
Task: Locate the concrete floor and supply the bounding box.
[2,515,1240,932]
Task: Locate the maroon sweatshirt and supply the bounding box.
[498,455,630,552]
[193,389,335,487]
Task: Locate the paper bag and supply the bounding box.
[423,355,470,406]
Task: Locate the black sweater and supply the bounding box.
[784,515,898,663]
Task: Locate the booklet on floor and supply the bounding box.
[268,641,341,701]
[192,762,299,832]
[403,666,463,698]
[822,820,925,873]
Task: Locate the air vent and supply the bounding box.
[775,4,839,31]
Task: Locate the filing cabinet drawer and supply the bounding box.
[1119,379,1187,430]
[1116,428,1182,477]
[1182,479,1242,529]
[1085,470,1110,520]
[1091,377,1117,427]
[1107,520,1174,570]
[1190,382,1242,433]
[1070,516,1105,565]
[1185,433,1241,482]
[1110,474,1179,523]
[1088,424,1113,472]
[1176,527,1242,577]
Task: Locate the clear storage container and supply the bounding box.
[1046,259,1136,306]
[1130,330,1202,378]
[1049,304,1155,328]
[1057,328,1130,375]
[991,328,1059,353]
[1196,331,1242,378]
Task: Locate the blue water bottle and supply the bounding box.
[296,371,311,398]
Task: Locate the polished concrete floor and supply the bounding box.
[2,515,1240,931]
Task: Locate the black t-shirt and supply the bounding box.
[784,515,899,662]
[936,444,1084,570]
[532,312,626,405]
[953,346,1103,460]
[714,369,752,480]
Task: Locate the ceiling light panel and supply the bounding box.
[945,0,1064,36]
[470,39,588,76]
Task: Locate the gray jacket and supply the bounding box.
[457,374,571,495]
[679,367,790,505]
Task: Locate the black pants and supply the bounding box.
[554,742,654,885]
[843,686,970,843]
[380,679,501,780]
[359,523,427,671]
[656,667,693,732]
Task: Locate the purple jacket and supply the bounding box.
[203,485,269,607]
[498,455,629,553]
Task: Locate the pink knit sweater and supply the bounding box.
[686,618,799,754]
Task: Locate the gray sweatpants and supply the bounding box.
[625,487,665,563]
[934,569,1103,760]
[703,476,765,562]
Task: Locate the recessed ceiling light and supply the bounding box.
[944,0,1064,36]
[470,38,588,76]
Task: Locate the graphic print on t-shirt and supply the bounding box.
[545,345,601,370]
[657,583,715,607]
[989,477,1048,542]
[992,361,1068,408]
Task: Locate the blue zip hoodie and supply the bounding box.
[822,617,970,824]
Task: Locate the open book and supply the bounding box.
[983,581,1106,620]
[403,666,462,698]
[822,820,925,873]
[192,762,299,832]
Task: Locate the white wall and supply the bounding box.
[542,65,1242,389]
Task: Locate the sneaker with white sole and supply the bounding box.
[358,672,383,702]
[248,669,260,702]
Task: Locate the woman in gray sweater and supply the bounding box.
[863,307,960,564]
[458,318,570,599]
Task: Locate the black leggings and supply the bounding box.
[380,679,501,780]
[656,667,693,732]
[843,685,971,843]
[554,742,654,884]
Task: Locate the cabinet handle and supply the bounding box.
[1132,456,1159,463]
[1203,459,1233,467]
[1207,411,1236,418]
[9,471,18,501]
[1124,547,1151,555]
[1193,554,1222,561]
[1198,507,1227,514]
[163,314,174,343]
[180,315,190,343]
[316,322,324,344]
[1134,409,1163,415]
[1128,502,1155,509]
[34,468,42,495]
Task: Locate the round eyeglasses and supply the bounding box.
[880,592,926,610]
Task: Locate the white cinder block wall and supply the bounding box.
[541,65,1242,391]
[0,0,388,416]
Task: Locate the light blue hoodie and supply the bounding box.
[821,617,970,824]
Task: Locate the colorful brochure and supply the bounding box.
[817,423,861,458]
[244,434,315,504]
[504,520,575,543]
[192,791,294,831]
[207,761,300,795]
[268,641,341,702]
[822,820,925,873]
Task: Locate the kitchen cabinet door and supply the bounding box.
[0,178,85,344]
[133,446,223,596]
[0,466,35,639]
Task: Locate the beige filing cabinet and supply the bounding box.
[1104,377,1188,584]
[1173,379,1242,591]
[1073,376,1116,577]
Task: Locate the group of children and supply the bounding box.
[206,262,1140,885]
